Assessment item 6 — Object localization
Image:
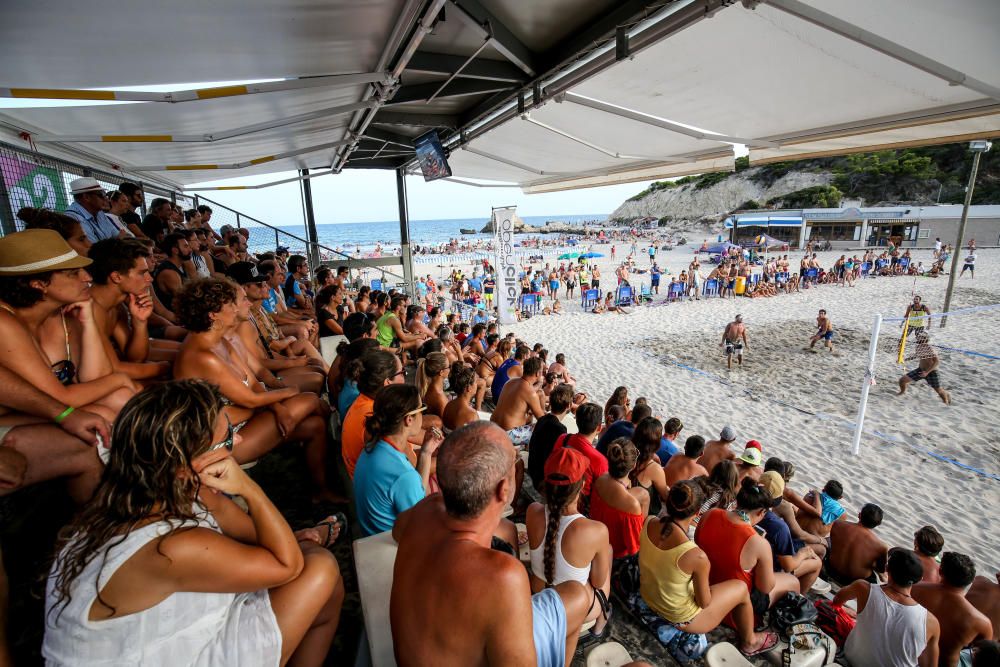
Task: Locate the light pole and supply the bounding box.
[941,140,991,328]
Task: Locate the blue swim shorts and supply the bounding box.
[532,588,567,667]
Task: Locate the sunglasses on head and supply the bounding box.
[404,404,427,418]
[210,415,235,452]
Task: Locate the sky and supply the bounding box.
[187,170,659,225]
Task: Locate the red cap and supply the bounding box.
[544,447,589,486]
[746,439,762,451]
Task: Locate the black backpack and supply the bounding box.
[772,592,818,635]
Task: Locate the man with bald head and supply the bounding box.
[391,421,589,666]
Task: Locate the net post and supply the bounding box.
[852,313,882,456]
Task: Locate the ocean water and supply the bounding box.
[267,213,606,252]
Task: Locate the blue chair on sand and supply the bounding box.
[371,278,383,291]
[639,284,653,303]
[875,259,888,274]
[668,282,685,302]
[898,257,910,272]
[860,262,871,277]
[519,293,540,315]
[775,272,789,286]
[804,268,819,284]
[581,288,600,309]
[702,279,719,297]
[616,285,634,306]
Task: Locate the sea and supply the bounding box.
[264,213,607,253]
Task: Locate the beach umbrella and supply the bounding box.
[581,252,605,258]
[701,242,740,254]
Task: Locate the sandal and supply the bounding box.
[587,589,614,642]
[313,513,347,548]
[740,631,779,657]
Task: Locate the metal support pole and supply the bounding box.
[941,149,982,328]
[138,182,148,217]
[235,212,242,229]
[299,168,321,270]
[851,313,882,456]
[0,169,15,235]
[396,168,415,296]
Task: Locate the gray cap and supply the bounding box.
[720,425,736,442]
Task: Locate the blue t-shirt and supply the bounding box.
[596,420,635,456]
[353,439,424,537]
[650,267,661,285]
[337,379,360,417]
[285,279,303,309]
[656,437,679,465]
[759,510,796,571]
[468,277,482,292]
[262,287,280,314]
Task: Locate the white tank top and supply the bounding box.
[844,584,927,667]
[529,510,591,586]
[43,513,282,666]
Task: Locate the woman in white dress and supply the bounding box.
[43,379,345,666]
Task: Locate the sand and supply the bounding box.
[462,245,999,574]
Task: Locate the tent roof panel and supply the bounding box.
[0,0,407,88]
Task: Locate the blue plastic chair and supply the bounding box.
[898,257,910,271]
[519,293,540,315]
[616,285,635,306]
[702,279,719,297]
[775,272,789,285]
[639,284,652,303]
[860,262,871,277]
[581,288,600,309]
[668,282,685,302]
[371,278,383,291]
[804,268,819,283]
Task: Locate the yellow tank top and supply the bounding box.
[639,522,702,623]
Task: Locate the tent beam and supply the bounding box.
[183,169,336,191]
[129,138,352,171]
[387,79,516,105]
[761,0,1000,103]
[299,168,321,269]
[555,92,778,148]
[461,145,572,176]
[448,0,536,76]
[0,72,393,103]
[30,100,377,143]
[406,51,527,83]
[442,177,518,188]
[370,111,460,128]
[520,114,688,163]
[362,128,415,149]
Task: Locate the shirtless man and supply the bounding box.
[912,552,994,667]
[442,365,479,431]
[808,309,835,353]
[699,425,737,474]
[391,422,590,667]
[491,356,545,447]
[914,525,944,584]
[967,574,1000,640]
[87,238,173,382]
[899,330,950,404]
[825,503,889,586]
[721,314,748,369]
[663,435,709,486]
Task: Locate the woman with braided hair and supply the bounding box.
[527,448,614,640]
[638,480,779,658]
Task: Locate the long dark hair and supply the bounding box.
[49,380,224,619]
[363,384,420,452]
[629,417,663,484]
[542,478,584,586]
[604,386,628,415]
[337,338,380,394]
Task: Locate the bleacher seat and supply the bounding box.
[353,531,399,667]
[319,335,347,367]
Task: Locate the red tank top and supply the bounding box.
[589,486,644,558]
[694,508,756,591]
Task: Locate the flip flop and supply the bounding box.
[740,631,779,658]
[314,513,347,548]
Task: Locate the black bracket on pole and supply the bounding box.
[615,26,630,61]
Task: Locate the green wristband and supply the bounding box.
[55,406,75,424]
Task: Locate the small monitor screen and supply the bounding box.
[414,130,452,182]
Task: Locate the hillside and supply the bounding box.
[610,143,1000,229]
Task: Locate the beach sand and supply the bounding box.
[485,246,1000,574]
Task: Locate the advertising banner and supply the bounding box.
[1,157,69,220]
[492,206,518,325]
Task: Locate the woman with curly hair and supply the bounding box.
[527,447,613,640]
[42,380,345,666]
[173,278,338,503]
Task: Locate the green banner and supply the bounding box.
[3,159,70,220]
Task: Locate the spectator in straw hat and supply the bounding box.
[64,177,122,242]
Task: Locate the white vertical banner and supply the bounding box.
[493,206,518,325]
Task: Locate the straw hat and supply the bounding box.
[0,229,92,276]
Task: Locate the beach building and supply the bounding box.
[727,204,1000,249]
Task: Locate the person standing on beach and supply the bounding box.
[960,249,976,278]
[721,315,748,369]
[902,295,931,333]
[808,309,835,353]
[648,244,656,264]
[898,330,950,404]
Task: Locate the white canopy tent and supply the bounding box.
[0,0,997,192]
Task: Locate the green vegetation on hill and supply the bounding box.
[626,141,1000,206]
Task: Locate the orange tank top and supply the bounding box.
[694,508,756,591]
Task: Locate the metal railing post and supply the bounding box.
[236,212,242,229]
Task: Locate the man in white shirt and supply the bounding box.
[960,251,976,278]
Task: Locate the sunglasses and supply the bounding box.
[209,415,235,452]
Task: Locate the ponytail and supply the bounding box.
[415,351,447,398]
[541,479,584,586]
